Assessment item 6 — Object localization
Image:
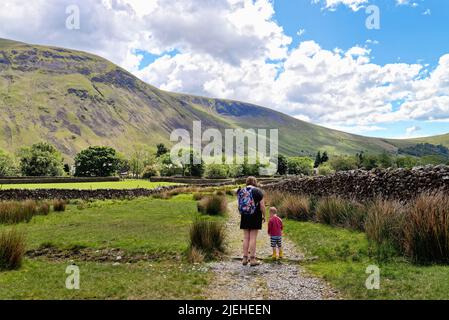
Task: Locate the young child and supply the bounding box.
[267,207,283,260]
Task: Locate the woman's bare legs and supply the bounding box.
[249,230,259,264]
[242,230,250,264]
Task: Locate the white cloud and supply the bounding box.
[313,0,368,11]
[0,0,448,136]
[406,125,421,136]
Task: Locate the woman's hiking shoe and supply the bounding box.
[250,257,260,267]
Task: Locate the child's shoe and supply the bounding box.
[279,249,284,260]
[272,252,277,260]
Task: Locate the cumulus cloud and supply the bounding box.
[312,0,368,11]
[0,0,448,136]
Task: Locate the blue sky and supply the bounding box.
[0,0,448,139]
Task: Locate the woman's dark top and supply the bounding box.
[238,186,264,230]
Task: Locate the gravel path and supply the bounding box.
[205,201,339,300]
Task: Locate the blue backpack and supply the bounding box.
[238,186,256,215]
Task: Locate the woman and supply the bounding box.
[237,176,266,267]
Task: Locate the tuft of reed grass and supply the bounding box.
[0,229,26,271]
[403,192,449,264]
[265,191,287,208]
[192,193,206,201]
[187,246,205,264]
[0,200,38,224]
[365,199,406,259]
[316,197,366,231]
[197,195,227,216]
[278,194,312,221]
[53,199,66,212]
[189,219,226,260]
[37,202,51,216]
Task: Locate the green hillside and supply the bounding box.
[0,38,446,159]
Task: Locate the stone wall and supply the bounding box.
[264,166,449,202]
[0,186,180,201]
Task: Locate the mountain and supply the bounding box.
[0,38,447,161]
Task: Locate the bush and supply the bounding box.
[204,164,229,179]
[317,163,335,176]
[0,229,25,270]
[365,199,405,259]
[53,199,66,212]
[278,194,312,221]
[0,201,37,224]
[316,197,366,231]
[287,157,314,175]
[142,165,160,179]
[189,219,226,260]
[329,156,358,172]
[404,192,449,264]
[197,195,227,216]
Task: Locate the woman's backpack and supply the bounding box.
[237,186,256,215]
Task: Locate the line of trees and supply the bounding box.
[1,142,449,178]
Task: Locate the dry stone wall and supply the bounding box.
[264,166,449,202]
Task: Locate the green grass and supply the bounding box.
[285,220,449,299]
[0,195,223,299]
[0,180,177,190]
[0,259,210,300]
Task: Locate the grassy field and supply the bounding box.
[0,180,177,190]
[0,194,224,299]
[285,220,449,299]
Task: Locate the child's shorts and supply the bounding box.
[270,236,282,248]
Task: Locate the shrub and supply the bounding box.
[0,229,26,270]
[317,163,335,176]
[53,199,66,212]
[189,219,226,260]
[204,164,229,179]
[365,199,405,258]
[0,201,37,224]
[287,157,314,176]
[403,192,449,264]
[197,195,227,216]
[316,197,366,231]
[329,156,358,172]
[278,194,312,221]
[142,165,160,179]
[74,146,119,177]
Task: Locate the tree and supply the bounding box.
[19,142,64,177]
[74,146,119,177]
[277,154,288,175]
[156,143,169,158]
[287,157,314,175]
[377,152,394,169]
[182,149,205,177]
[0,150,17,177]
[158,153,182,177]
[314,151,322,168]
[128,145,156,178]
[321,151,329,163]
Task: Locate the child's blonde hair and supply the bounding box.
[270,207,278,215]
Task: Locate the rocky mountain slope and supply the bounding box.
[0,38,447,160]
